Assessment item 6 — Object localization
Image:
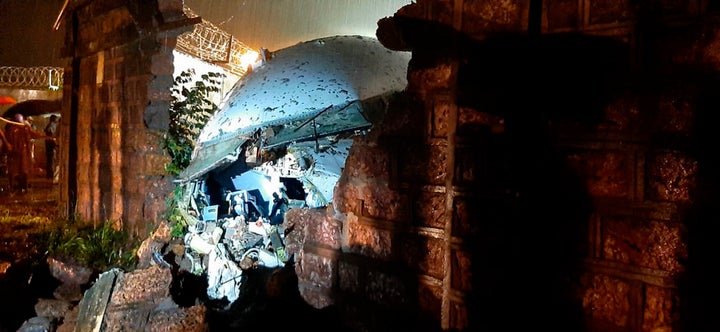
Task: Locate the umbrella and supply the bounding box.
[179,35,411,182]
[0,96,17,106]
[2,99,62,119]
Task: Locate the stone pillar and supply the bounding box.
[61,0,192,236]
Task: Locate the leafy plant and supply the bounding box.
[165,184,189,238]
[164,69,225,176]
[43,220,140,272]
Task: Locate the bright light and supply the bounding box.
[239,50,260,70]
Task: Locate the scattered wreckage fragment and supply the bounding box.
[177,204,290,304]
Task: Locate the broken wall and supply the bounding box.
[292,0,720,331]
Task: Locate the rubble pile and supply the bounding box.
[17,212,299,331]
[178,213,291,305]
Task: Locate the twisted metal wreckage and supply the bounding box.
[167,35,411,304]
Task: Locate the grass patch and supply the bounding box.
[42,220,140,272]
[0,209,53,227]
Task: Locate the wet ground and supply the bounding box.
[0,177,59,259]
[0,177,60,332]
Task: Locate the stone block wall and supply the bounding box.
[292,1,720,331]
[61,0,191,236]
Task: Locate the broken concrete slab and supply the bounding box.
[74,268,121,332]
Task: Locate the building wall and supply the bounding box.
[292,1,720,331]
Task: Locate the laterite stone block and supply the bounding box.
[601,217,687,274]
[582,273,632,328]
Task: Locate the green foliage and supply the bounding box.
[165,184,189,238]
[164,69,225,176]
[170,221,186,239]
[43,220,139,272]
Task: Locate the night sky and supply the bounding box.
[0,0,67,67]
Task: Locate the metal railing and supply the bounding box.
[0,66,64,90]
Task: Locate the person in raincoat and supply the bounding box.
[4,113,50,193]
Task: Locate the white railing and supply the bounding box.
[0,66,64,90]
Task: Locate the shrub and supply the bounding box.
[164,69,225,176]
[165,184,189,238]
[43,220,139,272]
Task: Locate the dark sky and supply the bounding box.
[0,0,410,67]
[0,0,67,67]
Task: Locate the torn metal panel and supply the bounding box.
[286,138,352,207]
[206,244,244,303]
[230,170,278,203]
[263,101,366,149]
[179,136,248,183]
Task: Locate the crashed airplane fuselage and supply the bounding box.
[181,35,410,214]
[174,35,410,304]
